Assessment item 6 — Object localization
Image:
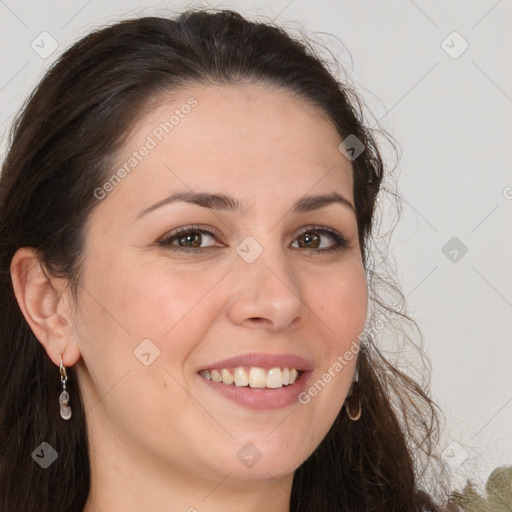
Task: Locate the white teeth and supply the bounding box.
[211,369,222,383]
[266,368,283,388]
[249,367,266,388]
[221,369,233,385]
[200,366,301,388]
[233,367,249,387]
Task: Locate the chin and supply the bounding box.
[205,434,314,482]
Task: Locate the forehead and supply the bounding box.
[103,83,354,213]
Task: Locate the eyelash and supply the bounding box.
[158,224,349,254]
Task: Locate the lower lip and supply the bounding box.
[199,372,310,411]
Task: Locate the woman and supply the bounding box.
[0,8,452,511]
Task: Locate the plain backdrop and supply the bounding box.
[1,0,511,494]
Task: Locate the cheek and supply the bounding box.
[107,258,224,335]
[303,263,367,407]
[316,263,368,347]
[111,260,230,366]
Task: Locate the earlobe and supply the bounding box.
[10,247,81,367]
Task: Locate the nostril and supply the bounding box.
[249,317,267,324]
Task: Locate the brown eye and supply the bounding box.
[175,232,202,248]
[291,228,348,252]
[297,232,320,249]
[159,227,220,251]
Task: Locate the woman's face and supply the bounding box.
[72,83,368,484]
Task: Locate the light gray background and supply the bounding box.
[1,0,511,493]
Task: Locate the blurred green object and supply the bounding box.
[448,466,512,512]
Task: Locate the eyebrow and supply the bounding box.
[135,190,355,221]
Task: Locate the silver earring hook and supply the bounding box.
[59,352,72,420]
[59,353,67,389]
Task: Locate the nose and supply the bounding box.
[227,245,309,333]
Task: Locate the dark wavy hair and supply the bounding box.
[0,8,452,511]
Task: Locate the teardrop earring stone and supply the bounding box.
[60,404,72,420]
[59,390,71,420]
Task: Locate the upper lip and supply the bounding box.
[198,352,313,372]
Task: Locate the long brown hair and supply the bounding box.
[0,9,451,511]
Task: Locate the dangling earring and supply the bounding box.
[344,366,361,421]
[59,353,72,420]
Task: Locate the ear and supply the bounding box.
[10,247,81,368]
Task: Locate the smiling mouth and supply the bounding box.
[199,367,302,389]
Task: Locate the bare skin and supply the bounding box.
[11,83,368,512]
